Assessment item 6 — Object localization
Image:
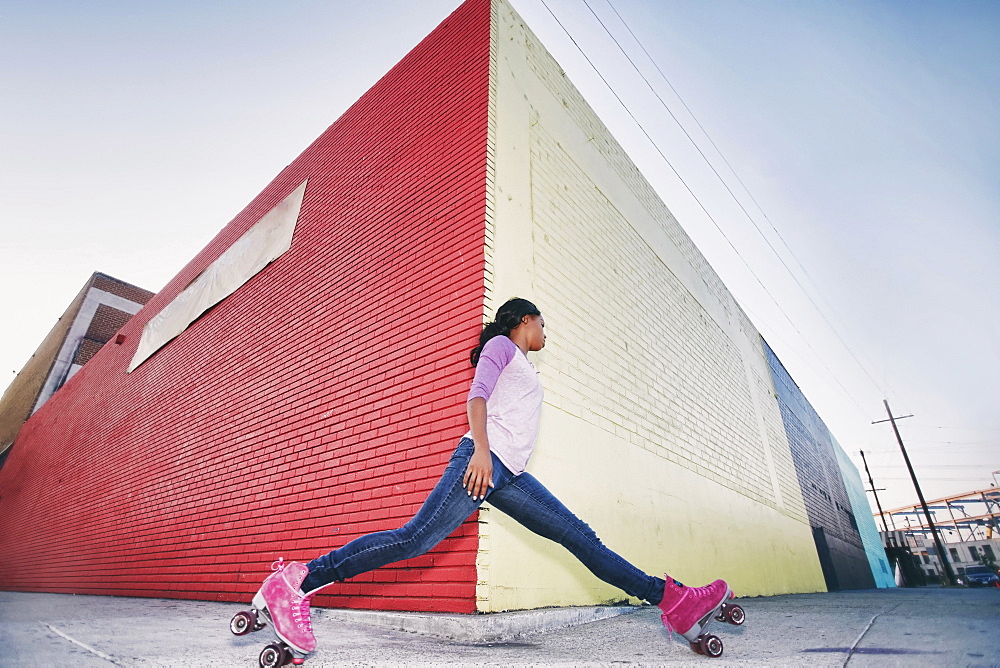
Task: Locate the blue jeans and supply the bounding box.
[302,438,665,604]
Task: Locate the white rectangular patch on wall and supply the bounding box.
[128,179,308,373]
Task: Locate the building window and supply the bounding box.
[922,554,930,564]
[969,546,980,561]
[983,545,996,560]
[950,548,959,561]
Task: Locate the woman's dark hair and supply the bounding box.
[470,298,541,366]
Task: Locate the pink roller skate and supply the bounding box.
[658,576,745,658]
[229,559,317,667]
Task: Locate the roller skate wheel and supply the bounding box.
[230,611,256,636]
[690,640,704,655]
[259,643,289,668]
[726,604,745,626]
[699,634,724,658]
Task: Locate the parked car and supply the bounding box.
[958,565,999,587]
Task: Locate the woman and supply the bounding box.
[246,298,733,660]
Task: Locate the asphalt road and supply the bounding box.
[1,586,997,666]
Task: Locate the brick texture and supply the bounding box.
[72,338,105,367]
[765,342,876,590]
[84,304,131,343]
[92,273,155,305]
[475,1,824,609]
[73,301,132,367]
[528,109,800,519]
[490,8,808,520]
[0,0,490,613]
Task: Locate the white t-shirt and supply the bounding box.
[463,335,544,474]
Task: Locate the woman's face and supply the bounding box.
[519,314,546,351]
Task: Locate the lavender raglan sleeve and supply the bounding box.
[467,336,517,402]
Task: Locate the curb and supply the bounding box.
[313,604,644,643]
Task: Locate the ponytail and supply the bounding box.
[470,298,541,366]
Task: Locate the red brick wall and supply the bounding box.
[0,0,489,614]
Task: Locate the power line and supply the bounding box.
[586,0,893,400]
[535,0,873,417]
[861,446,996,455]
[876,477,994,482]
[740,303,873,418]
[907,440,996,445]
[902,465,1000,469]
[601,0,799,265]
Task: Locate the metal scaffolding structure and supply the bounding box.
[879,487,1000,542]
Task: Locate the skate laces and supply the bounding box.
[268,558,314,635]
[659,580,713,634]
[689,584,712,599]
[658,576,728,641]
[659,591,686,637]
[659,577,685,637]
[660,612,676,638]
[291,592,315,634]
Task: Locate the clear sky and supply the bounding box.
[1,0,997,518]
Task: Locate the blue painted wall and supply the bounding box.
[832,436,896,587]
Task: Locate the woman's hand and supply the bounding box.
[463,446,493,501]
[465,397,493,500]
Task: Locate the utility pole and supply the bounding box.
[859,450,891,532]
[873,400,956,586]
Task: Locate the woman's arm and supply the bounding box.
[463,336,515,500]
[463,397,493,500]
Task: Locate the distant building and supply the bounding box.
[878,487,1000,584]
[0,272,153,461]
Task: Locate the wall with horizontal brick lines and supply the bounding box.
[81,303,132,346]
[68,302,134,371]
[765,342,883,590]
[92,272,155,306]
[477,0,825,611]
[72,337,106,367]
[0,0,491,614]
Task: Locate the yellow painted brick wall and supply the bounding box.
[477,0,825,611]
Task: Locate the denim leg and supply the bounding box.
[486,472,665,604]
[302,438,487,592]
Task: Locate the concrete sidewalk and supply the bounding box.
[1,587,997,666]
